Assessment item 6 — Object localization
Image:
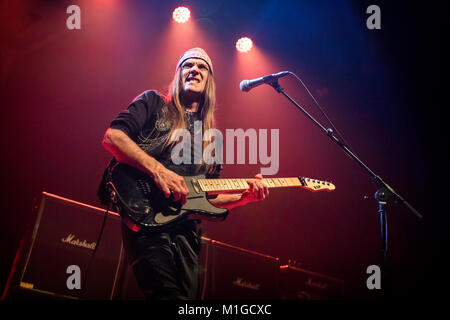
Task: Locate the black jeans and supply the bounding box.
[121,220,202,300]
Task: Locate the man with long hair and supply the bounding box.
[99,48,268,300]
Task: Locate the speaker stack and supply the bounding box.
[2,192,344,300]
[200,237,280,300]
[2,192,125,300]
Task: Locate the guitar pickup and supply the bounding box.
[191,178,201,194]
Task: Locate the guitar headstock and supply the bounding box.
[299,177,336,192]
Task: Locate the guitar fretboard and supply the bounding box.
[197,177,302,193]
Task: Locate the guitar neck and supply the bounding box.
[198,177,304,194]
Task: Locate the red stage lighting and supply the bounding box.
[172,6,191,23]
[236,37,253,53]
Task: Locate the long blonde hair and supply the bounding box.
[161,67,217,171]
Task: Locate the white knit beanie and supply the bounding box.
[176,47,213,75]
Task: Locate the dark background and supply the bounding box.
[0,0,444,300]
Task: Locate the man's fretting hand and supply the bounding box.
[241,173,269,204]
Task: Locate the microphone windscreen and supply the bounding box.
[239,80,249,92]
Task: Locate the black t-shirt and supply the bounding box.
[110,90,168,159]
[97,90,221,205]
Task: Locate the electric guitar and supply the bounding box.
[107,163,336,229]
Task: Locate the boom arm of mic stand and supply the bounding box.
[267,79,423,220]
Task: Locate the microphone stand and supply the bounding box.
[267,79,423,298]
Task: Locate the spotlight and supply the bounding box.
[236,37,253,53]
[172,6,191,23]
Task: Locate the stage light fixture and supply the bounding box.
[236,37,253,53]
[172,6,191,23]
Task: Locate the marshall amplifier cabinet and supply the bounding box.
[279,265,345,300]
[202,239,280,300]
[5,192,344,301]
[3,192,124,300]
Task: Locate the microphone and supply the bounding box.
[239,71,290,92]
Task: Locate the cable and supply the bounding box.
[287,71,361,157]
[78,201,111,300]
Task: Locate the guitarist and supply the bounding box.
[98,48,269,300]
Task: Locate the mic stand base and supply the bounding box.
[375,194,390,298]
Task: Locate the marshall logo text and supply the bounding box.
[61,234,96,250]
[233,277,261,291]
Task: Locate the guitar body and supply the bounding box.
[107,163,229,229]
